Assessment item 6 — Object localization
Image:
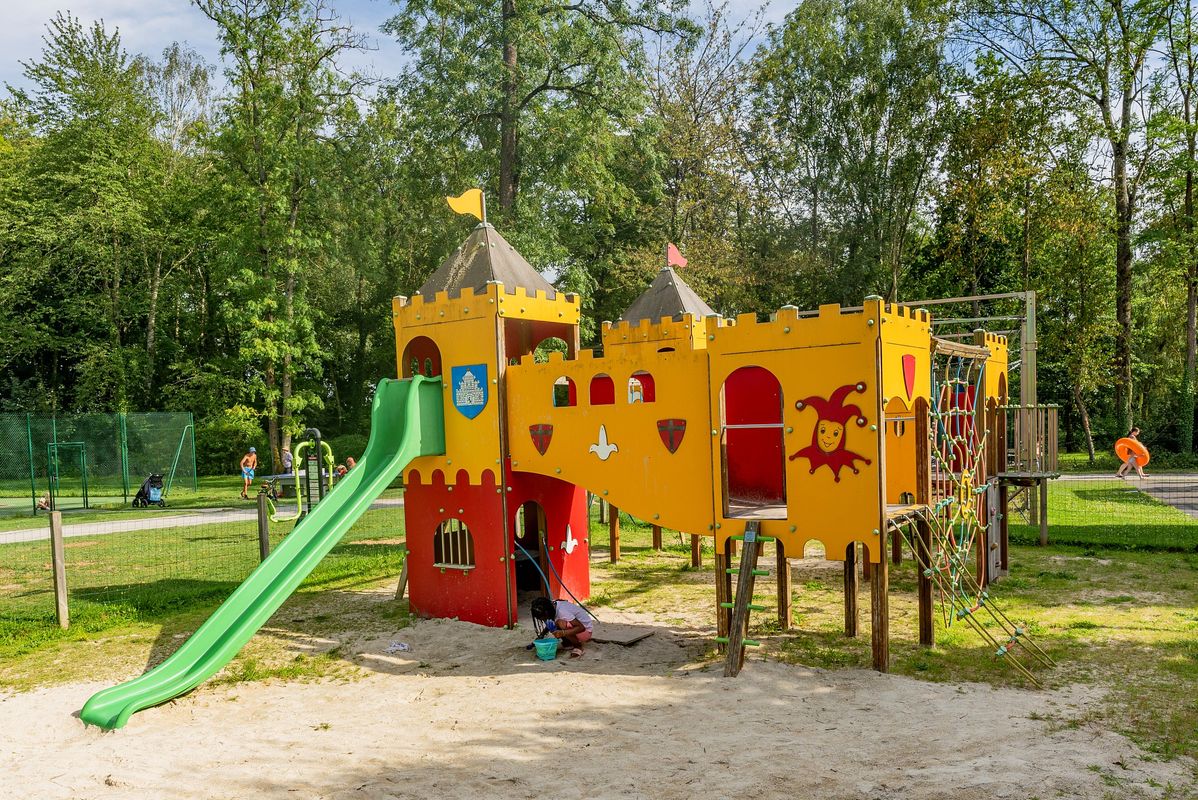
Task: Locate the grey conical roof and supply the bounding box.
[619,266,717,323]
[418,223,556,300]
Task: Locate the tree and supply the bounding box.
[750,0,951,302]
[967,0,1171,433]
[1163,0,1198,452]
[383,0,689,225]
[196,0,364,469]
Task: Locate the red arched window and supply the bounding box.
[553,376,577,407]
[590,374,615,405]
[628,371,655,403]
[721,366,786,517]
[401,336,441,378]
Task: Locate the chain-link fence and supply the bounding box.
[0,501,407,654]
[1009,473,1198,551]
[0,413,197,513]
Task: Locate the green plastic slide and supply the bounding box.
[80,376,444,730]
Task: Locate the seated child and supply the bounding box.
[530,596,594,658]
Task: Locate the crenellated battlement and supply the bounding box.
[601,313,704,350]
[392,282,580,329]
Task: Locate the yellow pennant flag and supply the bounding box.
[446,188,486,222]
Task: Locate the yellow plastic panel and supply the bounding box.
[706,301,886,561]
[506,348,716,535]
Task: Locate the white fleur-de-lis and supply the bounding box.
[588,424,618,461]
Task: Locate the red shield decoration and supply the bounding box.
[902,354,916,401]
[657,419,686,454]
[530,424,553,455]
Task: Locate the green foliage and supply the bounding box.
[1,0,1197,460]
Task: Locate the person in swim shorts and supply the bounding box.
[240,447,258,499]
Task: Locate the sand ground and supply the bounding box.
[1,606,1195,800]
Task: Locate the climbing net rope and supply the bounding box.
[900,349,1054,686]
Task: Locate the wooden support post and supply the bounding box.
[892,524,902,565]
[999,482,1010,571]
[862,552,872,580]
[728,538,737,558]
[652,524,662,550]
[394,547,409,600]
[844,542,858,637]
[609,504,620,562]
[714,548,731,651]
[776,540,792,629]
[598,499,606,523]
[916,518,933,646]
[256,492,271,561]
[690,534,701,567]
[49,511,68,629]
[1038,477,1049,547]
[870,539,890,672]
[724,523,762,677]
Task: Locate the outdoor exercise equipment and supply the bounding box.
[263,431,336,523]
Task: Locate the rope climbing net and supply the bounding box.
[902,348,1055,686]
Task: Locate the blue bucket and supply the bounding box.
[533,638,558,661]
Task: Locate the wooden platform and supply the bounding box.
[591,622,655,646]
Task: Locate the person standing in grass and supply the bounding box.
[240,447,258,499]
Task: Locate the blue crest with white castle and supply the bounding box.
[450,364,489,419]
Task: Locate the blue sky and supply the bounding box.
[2,0,784,91]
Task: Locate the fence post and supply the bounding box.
[49,511,68,629]
[257,493,271,561]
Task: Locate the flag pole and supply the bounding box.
[481,192,487,225]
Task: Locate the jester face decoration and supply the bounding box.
[788,382,872,481]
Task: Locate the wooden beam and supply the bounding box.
[690,534,701,567]
[609,504,620,562]
[916,518,933,646]
[999,482,1009,571]
[891,524,902,565]
[776,540,792,629]
[395,548,409,600]
[49,511,68,629]
[652,524,662,550]
[1038,477,1049,547]
[714,548,731,652]
[844,543,858,637]
[869,540,890,672]
[724,523,762,677]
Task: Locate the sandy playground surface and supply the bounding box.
[2,604,1196,800]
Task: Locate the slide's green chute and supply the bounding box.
[80,377,444,730]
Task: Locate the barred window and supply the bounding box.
[434,518,475,569]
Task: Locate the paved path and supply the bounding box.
[0,497,405,546]
[1056,473,1198,520]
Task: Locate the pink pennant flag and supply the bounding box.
[666,242,688,269]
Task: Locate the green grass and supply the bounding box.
[0,506,408,668]
[586,514,1198,762]
[1059,450,1198,473]
[1010,478,1198,551]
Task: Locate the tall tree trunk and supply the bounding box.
[499,0,519,215]
[1112,135,1134,434]
[147,249,162,396]
[1073,384,1096,464]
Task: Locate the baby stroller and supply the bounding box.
[132,473,167,508]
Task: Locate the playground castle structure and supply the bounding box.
[395,223,1055,679]
[81,219,1059,730]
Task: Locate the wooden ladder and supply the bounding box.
[717,521,773,677]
